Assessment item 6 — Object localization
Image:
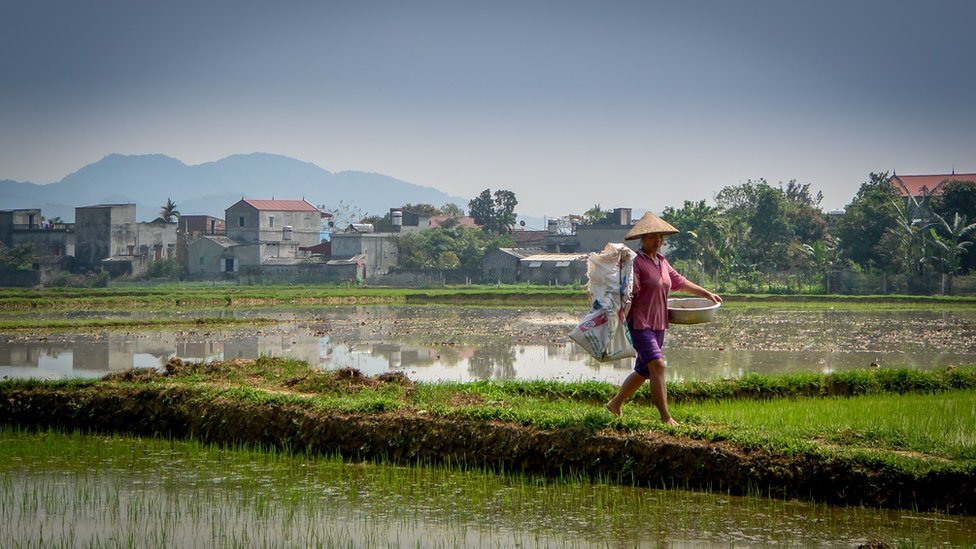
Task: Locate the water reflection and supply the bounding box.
[1,305,974,382]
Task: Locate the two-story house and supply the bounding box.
[187,198,323,276]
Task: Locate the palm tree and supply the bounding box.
[927,212,976,293]
[888,178,946,276]
[160,198,180,222]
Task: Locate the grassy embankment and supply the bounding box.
[2,358,974,514]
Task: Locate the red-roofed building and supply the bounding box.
[226,198,321,248]
[891,172,976,199]
[188,198,327,275]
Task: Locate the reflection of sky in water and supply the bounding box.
[321,342,633,383]
[2,306,974,382]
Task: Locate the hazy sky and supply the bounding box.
[2,0,974,217]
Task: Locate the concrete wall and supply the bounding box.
[226,202,261,243]
[575,225,636,253]
[482,249,523,283]
[74,204,137,270]
[187,237,260,276]
[10,227,74,257]
[520,259,587,285]
[187,237,227,276]
[0,209,42,246]
[332,232,399,279]
[226,203,320,248]
[136,221,177,261]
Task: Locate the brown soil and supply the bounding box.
[1,378,973,516]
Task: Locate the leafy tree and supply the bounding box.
[748,185,793,269]
[935,181,976,272]
[359,213,394,232]
[441,203,465,218]
[400,203,441,217]
[492,190,518,233]
[937,180,976,223]
[662,200,727,276]
[581,204,609,225]
[715,179,793,270]
[783,180,828,244]
[468,190,495,228]
[468,189,519,234]
[396,227,514,270]
[160,198,180,222]
[0,243,36,271]
[834,172,900,270]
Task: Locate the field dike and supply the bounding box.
[1,369,973,517]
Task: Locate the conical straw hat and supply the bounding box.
[624,211,679,240]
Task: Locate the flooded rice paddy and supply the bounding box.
[2,305,974,382]
[3,305,975,546]
[3,428,974,548]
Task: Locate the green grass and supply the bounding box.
[78,359,976,468]
[4,358,975,475]
[680,390,976,461]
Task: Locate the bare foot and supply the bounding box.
[605,401,621,418]
[662,417,679,426]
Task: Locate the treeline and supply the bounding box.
[658,172,976,293]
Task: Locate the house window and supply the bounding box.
[239,216,245,227]
[555,261,571,267]
[269,216,275,228]
[528,261,542,268]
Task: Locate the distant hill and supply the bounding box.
[0,153,471,223]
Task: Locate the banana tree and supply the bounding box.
[888,178,945,276]
[927,212,976,293]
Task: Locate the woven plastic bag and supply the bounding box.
[568,243,637,362]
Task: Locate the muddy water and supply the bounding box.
[1,305,974,382]
[2,429,973,547]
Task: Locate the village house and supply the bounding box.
[176,214,225,270]
[74,203,176,276]
[482,247,545,284]
[0,208,74,259]
[187,198,324,276]
[519,252,589,285]
[574,208,637,253]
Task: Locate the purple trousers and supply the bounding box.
[630,327,666,379]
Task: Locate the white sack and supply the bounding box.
[569,243,637,362]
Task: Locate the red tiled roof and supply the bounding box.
[242,199,319,212]
[891,173,976,197]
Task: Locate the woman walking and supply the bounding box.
[606,212,722,425]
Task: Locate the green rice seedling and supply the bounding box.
[680,389,976,461]
[2,427,975,546]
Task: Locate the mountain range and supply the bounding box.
[0,153,473,224]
